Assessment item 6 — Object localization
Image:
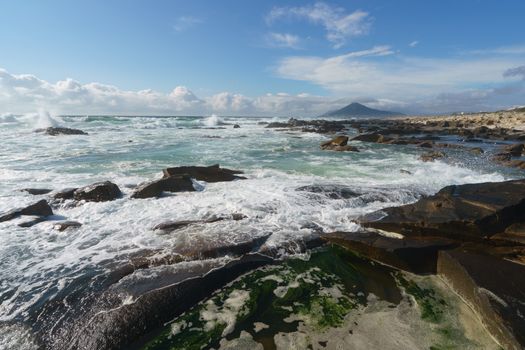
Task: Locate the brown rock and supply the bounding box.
[351,133,391,143]
[73,181,122,202]
[131,176,195,199]
[419,151,445,162]
[162,164,246,182]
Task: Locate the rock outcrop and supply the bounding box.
[162,164,246,182]
[320,135,359,152]
[131,176,195,199]
[0,199,53,222]
[73,181,122,202]
[360,179,525,241]
[36,127,88,136]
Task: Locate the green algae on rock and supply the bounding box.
[140,246,499,350]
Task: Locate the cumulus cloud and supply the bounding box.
[503,65,525,80]
[266,2,371,49]
[0,68,344,116]
[265,32,301,49]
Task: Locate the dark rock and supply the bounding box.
[178,235,271,259]
[399,169,412,175]
[296,184,360,199]
[0,200,53,222]
[20,188,52,195]
[418,141,433,148]
[469,147,484,155]
[419,151,445,162]
[36,127,88,136]
[131,176,195,199]
[34,254,273,350]
[53,188,78,200]
[323,231,457,274]
[233,124,240,128]
[438,249,525,350]
[73,181,122,202]
[18,216,48,227]
[162,164,246,182]
[351,133,391,143]
[501,143,524,156]
[360,179,525,240]
[53,221,82,232]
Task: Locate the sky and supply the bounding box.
[1,0,524,116]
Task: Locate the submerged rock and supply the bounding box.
[36,127,88,136]
[0,199,53,222]
[20,188,52,195]
[131,176,195,199]
[360,179,525,241]
[162,164,246,182]
[73,181,122,202]
[419,151,445,162]
[53,221,82,232]
[296,184,360,199]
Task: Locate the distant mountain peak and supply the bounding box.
[321,102,403,118]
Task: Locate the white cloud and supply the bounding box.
[276,48,525,104]
[0,68,343,116]
[173,16,202,32]
[266,2,371,49]
[409,40,419,47]
[265,32,301,49]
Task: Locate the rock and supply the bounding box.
[399,169,412,175]
[162,164,246,182]
[36,127,88,136]
[360,179,525,240]
[320,135,348,147]
[351,133,391,143]
[53,221,82,232]
[233,124,240,128]
[53,188,78,200]
[73,181,122,202]
[323,231,457,274]
[418,141,433,148]
[419,151,445,162]
[501,143,524,156]
[131,176,195,199]
[20,188,52,195]
[177,235,271,259]
[296,185,360,199]
[0,199,53,222]
[469,147,484,155]
[438,249,525,350]
[153,213,245,232]
[34,254,273,350]
[18,216,48,227]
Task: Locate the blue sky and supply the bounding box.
[1,0,524,115]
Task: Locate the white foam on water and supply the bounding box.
[202,114,223,127]
[0,113,18,123]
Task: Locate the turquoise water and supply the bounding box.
[0,113,514,348]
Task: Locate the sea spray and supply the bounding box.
[202,114,223,127]
[34,109,60,129]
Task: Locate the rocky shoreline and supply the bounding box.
[2,115,525,349]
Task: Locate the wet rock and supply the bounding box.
[233,124,240,128]
[73,181,122,202]
[162,164,246,182]
[438,249,525,350]
[360,179,525,240]
[418,141,433,148]
[399,169,412,175]
[36,127,88,136]
[52,188,78,200]
[18,216,48,228]
[469,147,484,155]
[131,176,195,199]
[35,254,273,350]
[178,235,271,259]
[320,135,348,147]
[53,221,82,232]
[0,200,53,222]
[296,184,360,199]
[419,151,445,162]
[323,231,457,274]
[351,133,391,143]
[20,188,52,195]
[500,143,524,156]
[153,213,245,232]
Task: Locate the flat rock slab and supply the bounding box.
[131,175,195,199]
[162,164,246,182]
[0,199,53,222]
[323,231,457,274]
[438,249,525,350]
[360,179,525,240]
